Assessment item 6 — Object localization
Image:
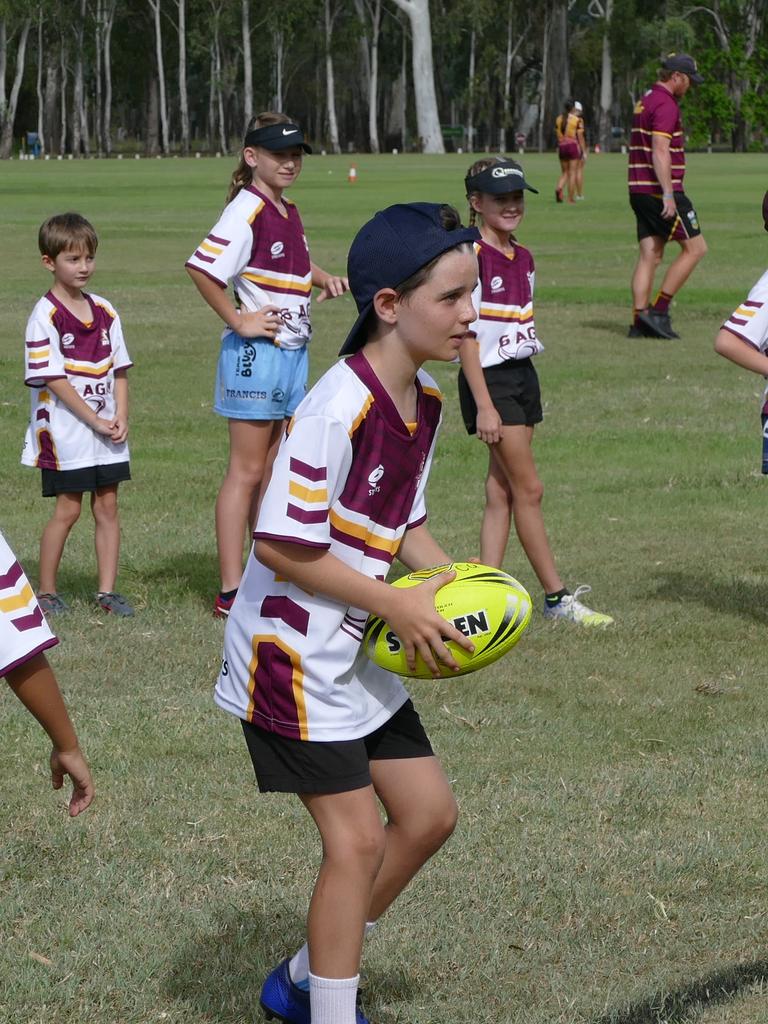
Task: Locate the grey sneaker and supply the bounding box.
[95,592,134,617]
[37,592,69,615]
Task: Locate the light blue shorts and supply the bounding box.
[213,331,308,420]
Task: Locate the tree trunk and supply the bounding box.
[597,0,613,151]
[149,0,170,154]
[59,37,67,154]
[44,51,57,153]
[390,0,444,153]
[537,7,550,152]
[36,11,45,154]
[0,18,31,159]
[353,0,381,154]
[177,0,189,152]
[324,0,340,153]
[0,19,7,129]
[242,0,252,130]
[147,73,160,154]
[103,0,116,154]
[467,28,475,152]
[215,32,226,153]
[95,0,103,154]
[71,4,83,156]
[273,28,283,111]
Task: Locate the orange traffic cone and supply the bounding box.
[348,164,357,183]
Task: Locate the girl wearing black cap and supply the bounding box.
[186,112,349,618]
[460,157,613,626]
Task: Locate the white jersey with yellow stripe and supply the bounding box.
[468,239,543,367]
[185,185,313,350]
[0,528,58,677]
[21,291,132,471]
[216,351,444,742]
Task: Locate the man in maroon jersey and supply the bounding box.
[627,53,707,340]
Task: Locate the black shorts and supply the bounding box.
[458,358,543,434]
[41,461,131,498]
[240,698,434,794]
[630,191,702,243]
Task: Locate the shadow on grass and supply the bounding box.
[652,570,768,625]
[592,959,768,1024]
[164,907,416,1023]
[582,319,635,338]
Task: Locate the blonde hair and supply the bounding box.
[465,157,507,226]
[39,212,98,258]
[226,111,294,203]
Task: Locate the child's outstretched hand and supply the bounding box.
[233,305,282,339]
[50,746,94,817]
[315,276,350,303]
[383,569,474,677]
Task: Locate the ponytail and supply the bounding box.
[225,110,294,204]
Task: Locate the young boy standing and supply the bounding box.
[21,213,134,617]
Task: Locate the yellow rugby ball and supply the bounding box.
[363,562,532,679]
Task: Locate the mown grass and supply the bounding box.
[1,153,767,1023]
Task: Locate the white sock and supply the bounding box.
[289,921,377,988]
[309,972,359,1024]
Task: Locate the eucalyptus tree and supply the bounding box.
[390,0,444,151]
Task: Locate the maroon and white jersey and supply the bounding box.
[185,185,313,350]
[0,528,58,677]
[468,239,543,367]
[628,83,685,195]
[722,269,768,403]
[22,291,132,471]
[216,351,443,741]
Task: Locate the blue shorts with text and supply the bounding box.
[214,331,308,421]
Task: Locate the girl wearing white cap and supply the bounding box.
[554,100,585,203]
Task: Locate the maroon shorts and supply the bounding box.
[558,139,580,161]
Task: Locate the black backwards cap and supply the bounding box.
[244,123,312,153]
[661,53,704,84]
[338,203,479,357]
[465,160,539,196]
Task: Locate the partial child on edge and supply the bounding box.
[2,527,94,816]
[21,213,134,617]
[215,203,480,1024]
[715,191,768,455]
[186,111,349,620]
[458,158,613,626]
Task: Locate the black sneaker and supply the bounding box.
[627,323,647,338]
[636,309,679,340]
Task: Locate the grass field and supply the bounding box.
[2,152,768,1024]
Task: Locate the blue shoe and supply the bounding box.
[259,959,370,1023]
[260,960,310,1024]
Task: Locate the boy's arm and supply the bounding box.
[311,260,350,303]
[185,265,280,339]
[397,523,452,572]
[254,539,473,676]
[47,378,114,437]
[458,336,503,443]
[111,369,129,443]
[714,328,768,374]
[5,653,94,816]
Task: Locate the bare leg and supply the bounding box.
[91,484,120,593]
[658,234,708,297]
[566,160,578,202]
[300,787,386,979]
[38,492,82,594]
[215,418,283,592]
[556,158,568,196]
[492,427,564,593]
[479,447,513,568]
[366,755,458,922]
[631,235,664,311]
[576,158,585,196]
[248,419,286,533]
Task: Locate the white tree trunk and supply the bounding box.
[71,2,84,156]
[0,19,7,128]
[537,8,550,153]
[215,33,226,153]
[36,11,45,154]
[353,0,380,153]
[598,0,613,151]
[95,0,103,154]
[324,0,340,153]
[0,18,31,158]
[390,0,444,153]
[499,6,513,152]
[103,0,116,154]
[242,0,252,129]
[149,0,169,154]
[177,0,189,152]
[59,38,67,153]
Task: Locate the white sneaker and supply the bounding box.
[543,585,614,627]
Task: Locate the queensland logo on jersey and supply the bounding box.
[61,332,75,348]
[270,241,285,259]
[368,464,384,497]
[490,275,504,293]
